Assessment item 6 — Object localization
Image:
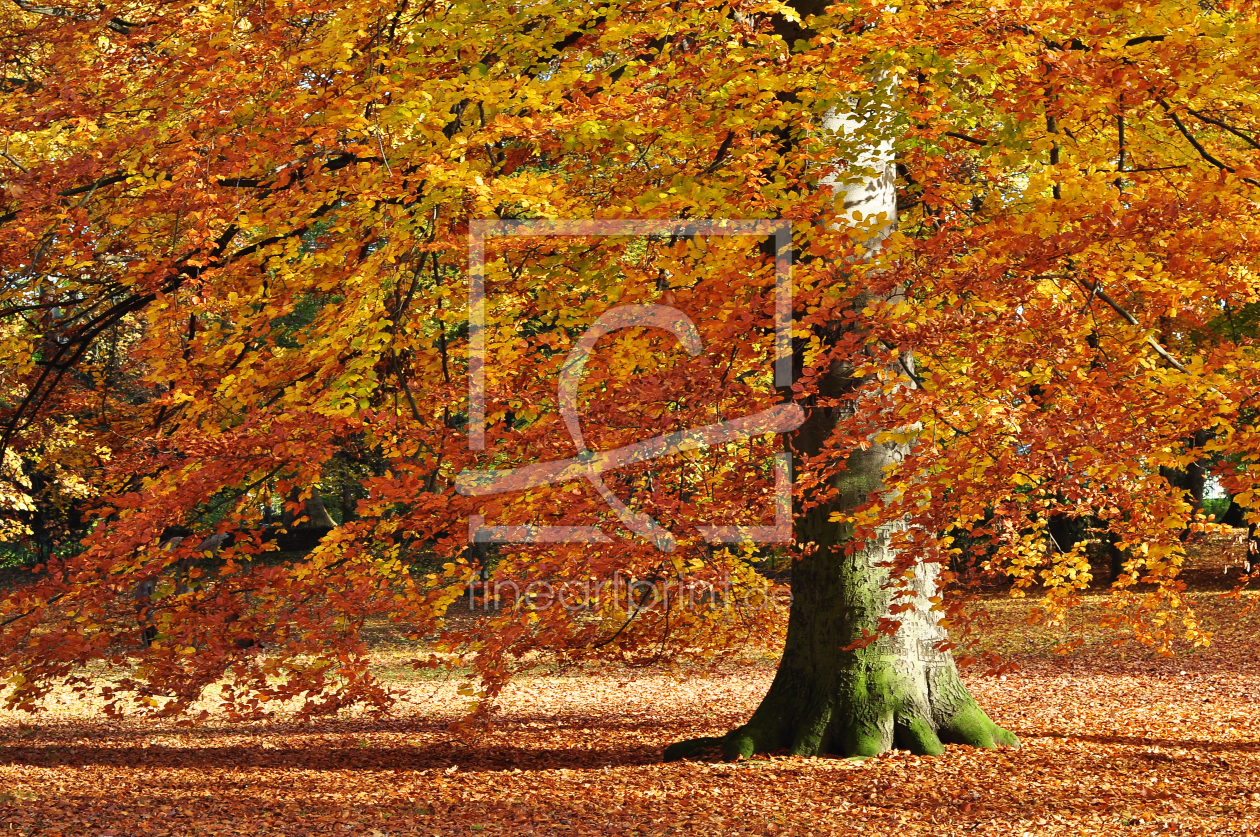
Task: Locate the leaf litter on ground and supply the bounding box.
[0,538,1258,836]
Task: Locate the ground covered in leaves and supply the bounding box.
[2,544,1260,836]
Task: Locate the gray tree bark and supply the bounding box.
[281,485,337,529]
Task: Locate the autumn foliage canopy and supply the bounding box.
[1,0,1259,719]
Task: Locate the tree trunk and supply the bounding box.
[1226,498,1260,573]
[666,51,1013,760]
[728,359,1017,756]
[666,357,1014,760]
[281,484,337,529]
[1159,428,1211,540]
[340,475,357,523]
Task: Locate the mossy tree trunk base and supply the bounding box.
[666,374,1016,762]
[665,525,1017,762]
[664,657,1015,762]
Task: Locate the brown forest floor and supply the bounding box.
[2,537,1260,836]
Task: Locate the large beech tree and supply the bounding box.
[670,37,1016,758]
[1,0,1259,762]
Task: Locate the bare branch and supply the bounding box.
[1,152,28,173]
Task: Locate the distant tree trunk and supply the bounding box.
[341,476,357,523]
[281,485,337,529]
[262,480,275,526]
[1222,496,1260,573]
[1045,512,1128,584]
[1046,512,1087,558]
[667,55,1013,760]
[1109,537,1129,582]
[1159,429,1211,540]
[24,465,54,567]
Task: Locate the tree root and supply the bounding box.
[937,701,1019,749]
[661,735,727,762]
[663,703,1016,762]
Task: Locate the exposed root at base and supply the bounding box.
[661,736,727,763]
[663,709,1017,763]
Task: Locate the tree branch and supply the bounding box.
[944,131,988,147]
[1040,274,1189,373]
[8,0,143,33]
[1159,100,1260,187]
[1185,108,1260,152]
